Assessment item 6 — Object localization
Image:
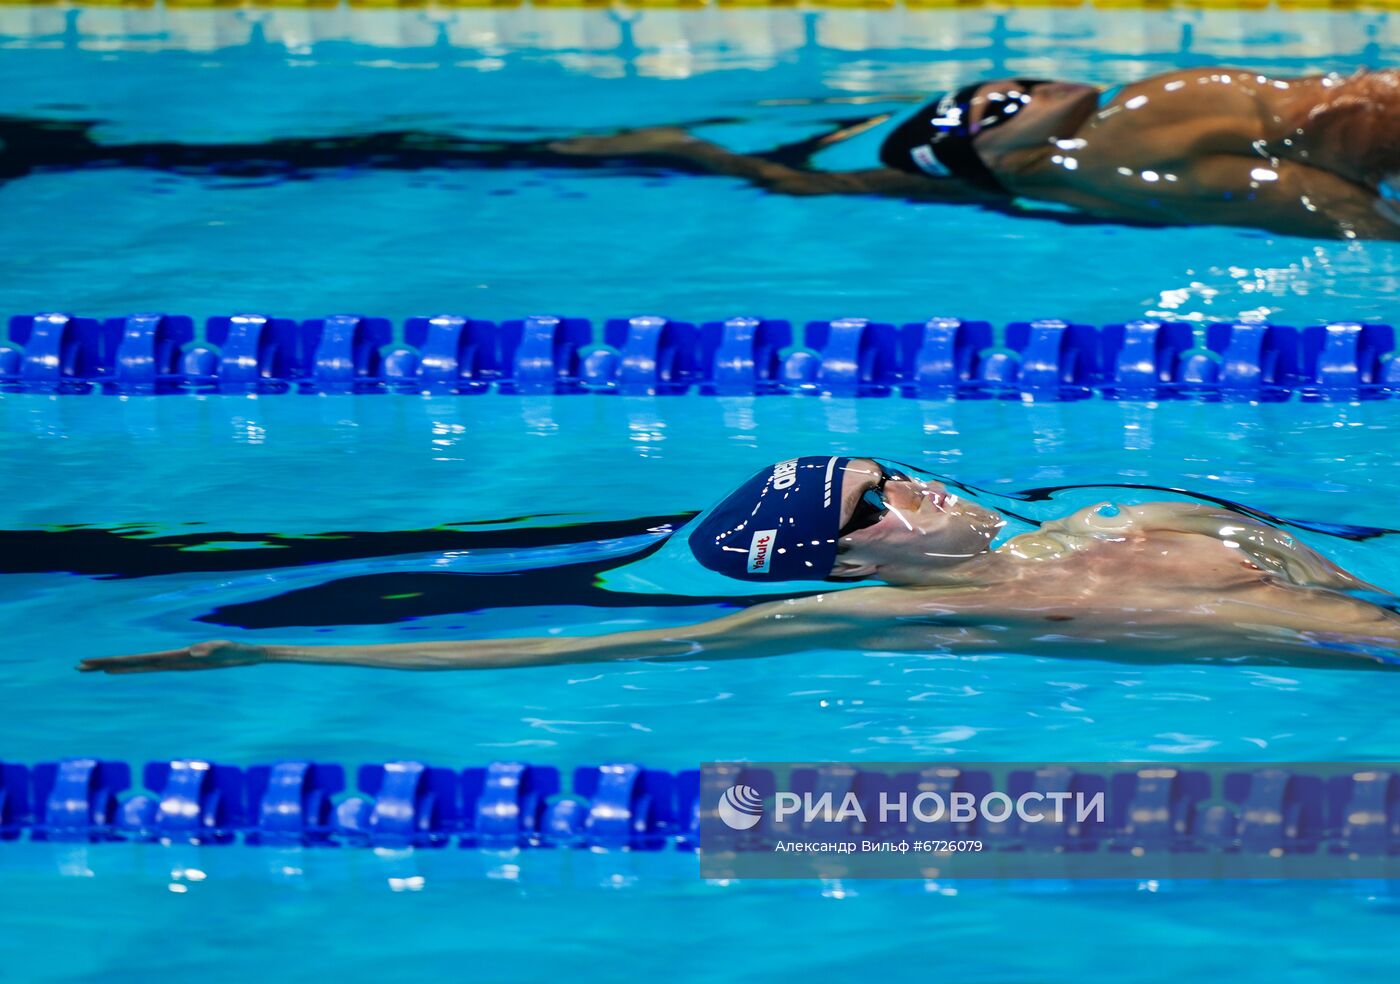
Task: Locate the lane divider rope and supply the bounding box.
[1,758,1396,854]
[2,312,1396,399]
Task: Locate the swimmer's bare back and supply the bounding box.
[80,503,1400,674]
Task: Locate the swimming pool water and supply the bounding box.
[7,393,1400,763]
[4,393,1400,978]
[5,6,1400,982]
[3,7,1400,327]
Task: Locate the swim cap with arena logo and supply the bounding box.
[688,456,852,582]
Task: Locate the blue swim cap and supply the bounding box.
[688,456,853,582]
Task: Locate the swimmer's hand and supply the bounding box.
[78,640,267,675]
[548,126,697,157]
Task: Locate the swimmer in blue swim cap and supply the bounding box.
[550,68,1400,240]
[83,458,1400,674]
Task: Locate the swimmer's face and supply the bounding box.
[968,79,1099,165]
[829,459,1006,584]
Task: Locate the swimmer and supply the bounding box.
[11,68,1400,238]
[81,457,1400,675]
[553,68,1400,240]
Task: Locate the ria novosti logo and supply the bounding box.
[717,784,764,830]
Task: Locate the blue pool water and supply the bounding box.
[4,5,1400,981]
[4,394,1400,978]
[2,6,1400,326]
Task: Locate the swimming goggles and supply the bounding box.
[957,79,1049,134]
[838,461,909,538]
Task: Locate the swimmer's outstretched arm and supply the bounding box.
[549,125,1006,204]
[78,590,902,674]
[0,114,988,203]
[76,573,1400,674]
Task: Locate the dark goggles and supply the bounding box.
[938,78,1051,139]
[837,461,910,539]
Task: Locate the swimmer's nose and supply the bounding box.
[886,477,942,512]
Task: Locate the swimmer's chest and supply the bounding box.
[1082,76,1275,161]
[997,528,1267,602]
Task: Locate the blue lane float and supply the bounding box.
[301,314,395,388]
[2,758,1399,857]
[2,312,1399,399]
[245,761,343,846]
[104,314,196,385]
